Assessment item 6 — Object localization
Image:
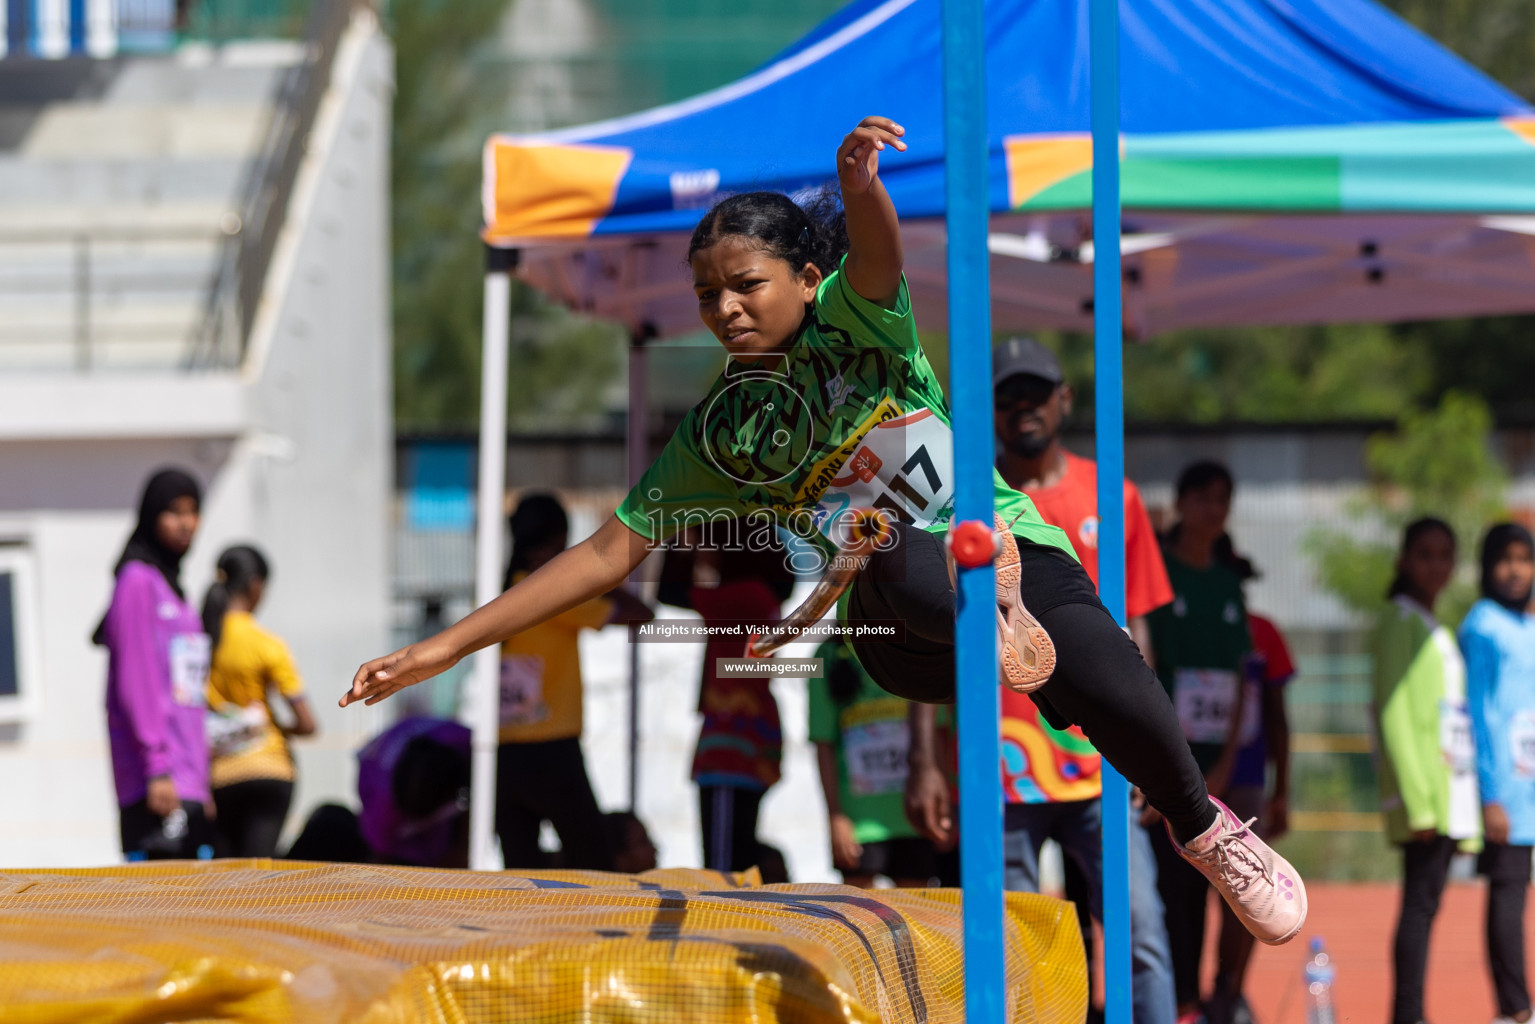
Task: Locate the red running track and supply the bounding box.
[1074,881,1531,1024]
[1236,881,1531,1024]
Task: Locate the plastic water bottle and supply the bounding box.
[1305,936,1336,1024]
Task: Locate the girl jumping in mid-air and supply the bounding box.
[343,115,1306,944]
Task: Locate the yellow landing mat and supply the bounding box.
[0,860,1086,1023]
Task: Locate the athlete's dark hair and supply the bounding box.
[1480,522,1535,610]
[1162,460,1257,578]
[1387,516,1456,600]
[1175,460,1234,501]
[828,648,862,708]
[393,735,470,820]
[687,187,849,278]
[505,492,570,588]
[201,544,270,650]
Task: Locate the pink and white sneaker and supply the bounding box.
[946,515,1057,692]
[1177,796,1307,946]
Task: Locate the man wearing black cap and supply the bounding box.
[989,336,1167,662]
[907,337,1178,1024]
[996,336,1177,1024]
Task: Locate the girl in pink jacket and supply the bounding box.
[97,468,212,860]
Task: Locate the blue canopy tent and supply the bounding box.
[468,0,1535,1017]
[485,0,1535,337]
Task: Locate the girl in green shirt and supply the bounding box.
[342,116,1305,947]
[1373,516,1481,1024]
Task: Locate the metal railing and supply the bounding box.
[0,226,234,371]
[0,0,370,373]
[192,0,371,368]
[4,0,310,58]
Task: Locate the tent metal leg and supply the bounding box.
[1090,1,1133,1021]
[625,331,650,813]
[469,250,516,872]
[942,0,1004,1021]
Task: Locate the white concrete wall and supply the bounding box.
[579,587,836,883]
[0,16,394,867]
[0,440,234,865]
[231,15,395,845]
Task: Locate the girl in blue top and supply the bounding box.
[1461,522,1535,1024]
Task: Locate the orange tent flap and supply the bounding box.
[483,139,632,244]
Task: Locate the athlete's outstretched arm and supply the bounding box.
[341,514,651,707]
[837,114,906,308]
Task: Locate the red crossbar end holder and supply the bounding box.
[948,519,998,569]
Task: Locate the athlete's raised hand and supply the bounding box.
[837,116,906,307]
[341,639,458,707]
[837,116,906,196]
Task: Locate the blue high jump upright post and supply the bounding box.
[941,0,1005,1021]
[1091,0,1135,1023]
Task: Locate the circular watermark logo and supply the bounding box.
[701,372,816,486]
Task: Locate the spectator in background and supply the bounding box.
[1373,517,1480,1024]
[496,493,653,871]
[283,717,473,868]
[1461,523,1535,1024]
[1149,461,1255,1024]
[603,811,659,874]
[203,544,317,858]
[951,335,1176,1024]
[811,639,936,887]
[661,515,795,875]
[359,717,472,867]
[1210,589,1296,1021]
[96,468,214,861]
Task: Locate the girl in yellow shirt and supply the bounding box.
[497,495,652,870]
[202,545,317,857]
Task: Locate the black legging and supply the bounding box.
[1392,835,1457,1024]
[1153,823,1210,1006]
[496,737,613,871]
[698,785,765,874]
[212,778,294,858]
[1482,841,1533,1021]
[848,522,1214,844]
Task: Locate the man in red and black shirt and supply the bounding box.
[907,337,1177,1024]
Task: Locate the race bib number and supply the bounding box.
[1236,679,1262,747]
[206,703,270,758]
[843,718,910,796]
[1439,699,1474,773]
[814,410,953,541]
[169,633,210,708]
[1174,668,1240,744]
[499,655,548,727]
[1511,710,1535,778]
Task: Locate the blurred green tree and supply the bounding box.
[1307,392,1508,623]
[1023,322,1434,425]
[1382,0,1535,100]
[390,0,628,432]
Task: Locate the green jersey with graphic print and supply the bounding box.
[1148,553,1253,772]
[616,262,1074,560]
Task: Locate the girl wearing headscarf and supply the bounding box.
[1460,523,1535,1024]
[97,468,213,860]
[1373,516,1480,1024]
